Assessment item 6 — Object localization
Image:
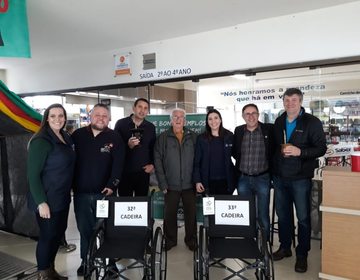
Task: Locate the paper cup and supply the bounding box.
[351,152,360,172]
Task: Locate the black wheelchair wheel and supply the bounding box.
[193,232,199,280]
[151,227,167,280]
[256,229,275,280]
[264,241,274,280]
[85,226,107,280]
[199,226,209,280]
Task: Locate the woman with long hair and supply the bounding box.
[27,104,76,280]
[193,109,236,195]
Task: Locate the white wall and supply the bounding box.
[0,70,6,84]
[6,2,360,94]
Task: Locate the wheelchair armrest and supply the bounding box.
[93,218,105,231]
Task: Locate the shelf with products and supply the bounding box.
[309,99,360,145]
[310,98,360,136]
[79,105,92,127]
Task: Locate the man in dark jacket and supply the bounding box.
[72,104,125,276]
[114,98,156,197]
[154,108,197,251]
[233,103,275,238]
[272,88,326,273]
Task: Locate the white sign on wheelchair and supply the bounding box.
[203,197,215,215]
[96,200,109,218]
[215,200,250,226]
[114,202,148,226]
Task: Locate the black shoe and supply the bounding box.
[163,244,176,251]
[58,243,77,254]
[77,264,85,277]
[146,244,152,254]
[187,244,195,251]
[295,258,307,273]
[272,248,292,261]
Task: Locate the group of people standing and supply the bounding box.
[191,88,326,273]
[27,87,326,279]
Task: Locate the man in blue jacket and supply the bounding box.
[233,103,275,238]
[72,104,125,276]
[272,88,326,273]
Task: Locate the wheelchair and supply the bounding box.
[84,195,167,280]
[194,195,274,280]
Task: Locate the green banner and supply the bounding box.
[0,0,31,58]
[151,187,204,223]
[146,113,207,136]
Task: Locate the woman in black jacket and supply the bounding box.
[27,104,76,280]
[193,109,236,195]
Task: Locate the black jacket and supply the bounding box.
[233,122,275,174]
[193,130,236,193]
[273,108,327,180]
[114,115,156,173]
[72,126,125,193]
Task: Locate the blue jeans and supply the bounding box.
[273,174,312,258]
[237,173,271,237]
[74,193,104,261]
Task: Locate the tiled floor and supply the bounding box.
[0,202,322,280]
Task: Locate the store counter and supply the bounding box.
[319,166,360,280]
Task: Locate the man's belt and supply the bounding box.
[242,170,269,177]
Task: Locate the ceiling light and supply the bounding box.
[231,74,250,80]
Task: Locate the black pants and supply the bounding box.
[35,207,69,270]
[118,171,150,197]
[209,179,229,195]
[164,188,197,247]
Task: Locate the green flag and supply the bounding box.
[0,0,31,58]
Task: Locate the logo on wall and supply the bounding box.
[114,53,131,76]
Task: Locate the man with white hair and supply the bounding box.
[154,108,198,251]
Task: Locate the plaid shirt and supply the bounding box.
[239,125,268,175]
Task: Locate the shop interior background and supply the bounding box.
[22,63,360,144]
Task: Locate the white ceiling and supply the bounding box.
[1,0,358,69]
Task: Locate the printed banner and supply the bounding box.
[146,113,206,136]
[325,143,355,158]
[150,186,204,223]
[0,0,31,58]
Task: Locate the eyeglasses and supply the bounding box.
[243,112,259,117]
[171,116,185,120]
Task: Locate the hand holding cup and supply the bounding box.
[129,128,144,148]
[128,137,140,149]
[281,143,301,157]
